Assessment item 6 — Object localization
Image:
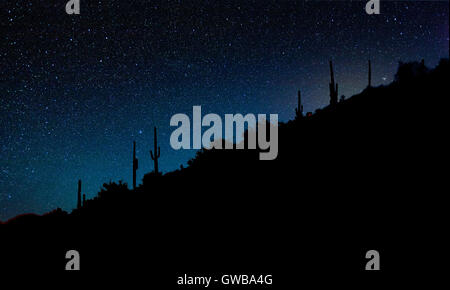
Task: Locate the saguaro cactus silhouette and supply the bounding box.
[150,127,161,175]
[132,141,138,189]
[329,60,338,105]
[82,194,86,207]
[295,90,303,119]
[77,180,82,209]
[368,60,372,87]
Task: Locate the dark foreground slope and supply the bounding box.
[0,59,448,286]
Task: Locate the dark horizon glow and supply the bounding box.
[1,1,449,220]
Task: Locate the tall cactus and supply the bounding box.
[295,90,303,119]
[329,60,338,105]
[77,180,82,209]
[133,141,138,189]
[150,126,161,175]
[368,60,372,87]
[82,194,86,207]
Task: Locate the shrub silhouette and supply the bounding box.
[98,180,129,200]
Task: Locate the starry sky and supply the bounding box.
[0,0,448,220]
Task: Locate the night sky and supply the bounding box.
[1,1,448,221]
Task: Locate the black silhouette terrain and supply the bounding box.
[0,59,448,285]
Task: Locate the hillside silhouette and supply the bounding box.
[0,59,448,282]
